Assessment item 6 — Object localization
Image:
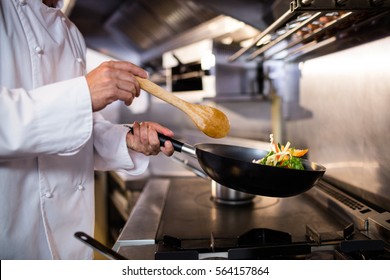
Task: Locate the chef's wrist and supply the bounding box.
[124,125,134,150]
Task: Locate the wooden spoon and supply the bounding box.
[136,77,230,138]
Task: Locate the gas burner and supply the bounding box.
[237,228,292,246]
[305,250,336,260]
[194,190,279,209]
[155,228,307,260]
[211,181,255,206]
[154,226,390,260]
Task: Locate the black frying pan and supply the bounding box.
[74,232,127,260]
[159,135,326,197]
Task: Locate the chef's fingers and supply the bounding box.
[115,79,139,103]
[126,122,174,156]
[108,61,148,79]
[147,122,174,138]
[127,122,159,156]
[160,140,174,157]
[98,61,147,95]
[86,62,144,111]
[140,123,162,156]
[139,122,150,146]
[116,83,139,105]
[145,122,175,156]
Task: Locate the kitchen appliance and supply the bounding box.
[171,57,204,92]
[211,181,255,205]
[111,176,390,260]
[101,0,390,261]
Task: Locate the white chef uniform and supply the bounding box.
[0,0,149,259]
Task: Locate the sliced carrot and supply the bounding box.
[291,148,308,157]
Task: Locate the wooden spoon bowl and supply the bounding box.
[136,77,230,138]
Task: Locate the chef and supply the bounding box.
[0,0,174,259]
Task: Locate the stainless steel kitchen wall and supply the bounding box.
[285,36,390,212]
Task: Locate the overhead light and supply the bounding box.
[221,37,234,45]
[201,51,215,70]
[207,16,246,35]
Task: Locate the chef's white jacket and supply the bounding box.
[0,0,149,259]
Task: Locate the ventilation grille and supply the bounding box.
[317,183,364,211]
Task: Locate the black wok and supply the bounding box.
[159,135,326,197]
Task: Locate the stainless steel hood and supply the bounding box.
[69,0,282,62]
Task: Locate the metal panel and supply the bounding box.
[113,178,170,249]
[285,36,390,212]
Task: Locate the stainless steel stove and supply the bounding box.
[113,176,390,260]
[108,0,390,262]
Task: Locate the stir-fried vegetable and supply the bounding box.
[253,134,308,170]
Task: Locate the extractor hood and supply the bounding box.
[68,0,281,63]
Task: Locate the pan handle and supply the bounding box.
[157,133,197,158]
[74,231,127,260]
[124,125,197,158]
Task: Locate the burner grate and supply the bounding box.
[156,228,310,260]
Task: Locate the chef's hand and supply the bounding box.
[126,122,175,157]
[86,61,148,112]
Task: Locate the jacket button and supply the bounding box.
[77,185,85,191]
[19,0,27,5]
[44,192,52,198]
[35,46,43,54]
[76,57,83,64]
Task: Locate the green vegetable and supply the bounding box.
[252,134,307,170]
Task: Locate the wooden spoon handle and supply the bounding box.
[135,76,230,138]
[135,77,189,111]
